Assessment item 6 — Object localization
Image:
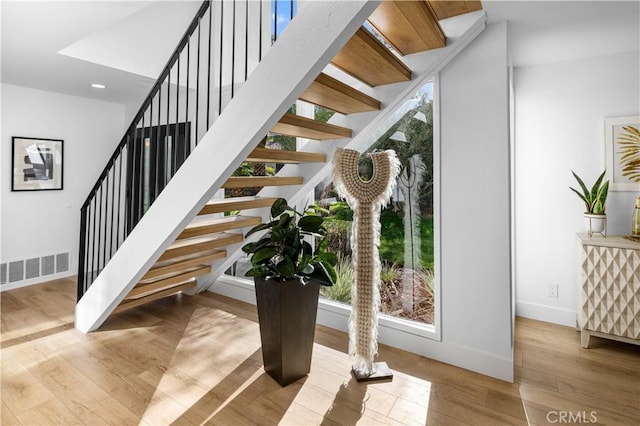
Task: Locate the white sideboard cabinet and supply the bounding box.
[576,234,640,348]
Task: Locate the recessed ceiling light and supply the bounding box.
[91,83,106,89]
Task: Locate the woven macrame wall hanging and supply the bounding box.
[332,148,400,380]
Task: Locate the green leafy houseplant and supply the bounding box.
[569,170,610,215]
[241,198,337,286]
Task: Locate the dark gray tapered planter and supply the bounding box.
[254,277,320,386]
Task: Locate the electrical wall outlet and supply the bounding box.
[548,283,559,298]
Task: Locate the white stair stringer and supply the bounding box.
[200,10,487,290]
[75,0,383,333]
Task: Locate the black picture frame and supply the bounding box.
[11,136,64,191]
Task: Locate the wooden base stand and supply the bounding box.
[352,362,393,382]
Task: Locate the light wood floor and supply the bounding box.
[1,277,638,425]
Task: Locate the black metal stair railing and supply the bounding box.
[77,0,270,300]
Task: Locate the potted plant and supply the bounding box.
[570,170,609,236]
[242,198,336,386]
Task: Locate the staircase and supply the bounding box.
[75,0,485,333]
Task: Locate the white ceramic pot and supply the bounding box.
[584,214,606,235]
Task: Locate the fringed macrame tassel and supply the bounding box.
[332,148,400,375]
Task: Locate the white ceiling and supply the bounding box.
[1,1,638,106]
[1,1,202,107]
[483,0,640,66]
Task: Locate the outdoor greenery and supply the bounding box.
[319,256,352,303]
[314,83,436,324]
[323,209,434,270]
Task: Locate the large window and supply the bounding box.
[223,80,437,329]
[316,82,435,326]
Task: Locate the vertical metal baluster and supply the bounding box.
[291,0,294,19]
[219,0,224,115]
[186,39,191,154]
[155,89,161,202]
[146,104,151,211]
[125,131,134,236]
[85,203,92,290]
[206,3,212,130]
[109,163,116,259]
[116,144,123,252]
[96,185,103,280]
[124,135,132,235]
[102,174,109,271]
[195,17,201,145]
[77,206,87,299]
[259,0,263,60]
[83,204,90,292]
[85,203,91,290]
[245,0,249,81]
[231,0,236,99]
[138,116,145,225]
[175,57,180,177]
[166,69,171,187]
[90,197,96,283]
[135,121,142,230]
[274,0,278,42]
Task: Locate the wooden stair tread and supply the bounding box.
[129,265,211,299]
[178,216,261,240]
[159,233,242,261]
[144,249,226,281]
[332,27,412,87]
[115,281,196,314]
[222,176,303,189]
[299,73,381,114]
[199,196,278,215]
[427,0,482,20]
[272,113,352,140]
[368,1,445,55]
[245,147,326,164]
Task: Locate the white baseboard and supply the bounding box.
[0,272,75,291]
[208,276,514,382]
[516,300,576,327]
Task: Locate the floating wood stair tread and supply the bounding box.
[199,196,278,215]
[144,249,226,281]
[272,113,352,140]
[368,1,445,55]
[178,216,261,240]
[245,148,327,164]
[300,73,381,114]
[128,265,211,299]
[222,176,303,189]
[427,0,482,20]
[331,27,412,87]
[159,233,242,261]
[114,281,196,314]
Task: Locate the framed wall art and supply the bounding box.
[11,136,64,191]
[604,116,640,192]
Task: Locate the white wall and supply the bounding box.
[514,50,640,326]
[1,84,125,289]
[439,21,513,377]
[211,17,515,382]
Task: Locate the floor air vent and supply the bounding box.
[1,251,71,288]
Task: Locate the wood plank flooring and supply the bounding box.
[2,277,638,425]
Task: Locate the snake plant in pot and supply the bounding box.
[242,198,336,386]
[570,170,609,236]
